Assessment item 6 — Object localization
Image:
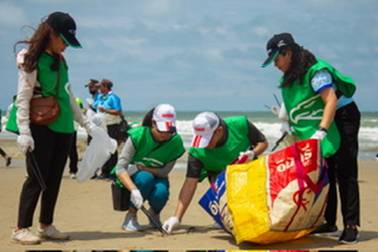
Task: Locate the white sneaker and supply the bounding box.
[11,228,41,245]
[122,211,141,231]
[70,173,77,179]
[37,225,69,240]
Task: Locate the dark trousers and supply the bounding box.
[325,102,361,227]
[17,124,73,228]
[68,131,78,174]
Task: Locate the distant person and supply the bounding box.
[113,104,185,231]
[10,11,94,245]
[93,78,123,178]
[84,79,100,112]
[163,112,268,233]
[0,109,12,167]
[262,32,361,244]
[84,79,100,145]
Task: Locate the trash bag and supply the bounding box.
[76,126,117,182]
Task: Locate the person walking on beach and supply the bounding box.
[163,112,268,233]
[93,78,123,178]
[262,32,361,244]
[10,11,94,245]
[113,104,185,231]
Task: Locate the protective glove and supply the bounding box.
[311,129,327,141]
[83,120,96,135]
[238,150,255,163]
[17,134,34,154]
[127,164,139,176]
[130,189,143,209]
[162,216,180,234]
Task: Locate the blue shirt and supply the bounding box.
[311,70,353,109]
[93,91,122,111]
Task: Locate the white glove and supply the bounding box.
[162,216,180,234]
[83,121,96,135]
[127,164,139,176]
[130,189,143,209]
[238,150,255,162]
[17,134,34,154]
[311,129,327,141]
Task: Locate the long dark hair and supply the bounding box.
[281,43,317,87]
[14,20,59,73]
[142,108,155,128]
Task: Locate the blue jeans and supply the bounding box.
[131,170,169,214]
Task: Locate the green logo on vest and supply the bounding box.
[289,95,323,124]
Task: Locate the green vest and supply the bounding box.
[112,126,185,188]
[129,126,185,167]
[281,59,356,157]
[6,52,74,134]
[189,116,250,181]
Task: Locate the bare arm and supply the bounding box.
[319,88,337,129]
[252,140,268,156]
[173,177,199,221]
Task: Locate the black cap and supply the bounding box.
[46,12,81,48]
[261,33,295,67]
[84,79,99,87]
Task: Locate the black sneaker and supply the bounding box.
[339,226,359,244]
[312,223,338,235]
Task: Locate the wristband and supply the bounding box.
[319,127,328,133]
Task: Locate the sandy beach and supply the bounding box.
[0,138,377,251]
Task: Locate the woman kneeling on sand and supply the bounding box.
[113,104,185,231]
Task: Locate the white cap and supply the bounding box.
[191,112,220,148]
[152,104,176,132]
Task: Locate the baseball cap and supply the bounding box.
[191,112,220,148]
[46,12,81,48]
[261,33,295,68]
[152,104,177,133]
[84,79,99,87]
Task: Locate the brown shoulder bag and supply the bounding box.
[29,69,61,125]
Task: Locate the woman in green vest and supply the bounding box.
[114,104,185,231]
[262,33,361,244]
[162,112,268,233]
[10,12,93,245]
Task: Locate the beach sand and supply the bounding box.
[0,139,377,251]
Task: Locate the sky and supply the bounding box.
[0,0,377,111]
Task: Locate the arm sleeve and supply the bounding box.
[67,84,88,127]
[311,70,333,93]
[185,154,203,179]
[247,120,266,146]
[156,160,176,177]
[16,49,37,135]
[115,138,136,175]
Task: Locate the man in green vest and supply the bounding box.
[261,32,361,244]
[162,112,268,233]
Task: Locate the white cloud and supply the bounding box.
[0,2,27,27]
[141,0,176,16]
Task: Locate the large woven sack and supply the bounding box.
[226,139,329,244]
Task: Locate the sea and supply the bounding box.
[1,111,377,161]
